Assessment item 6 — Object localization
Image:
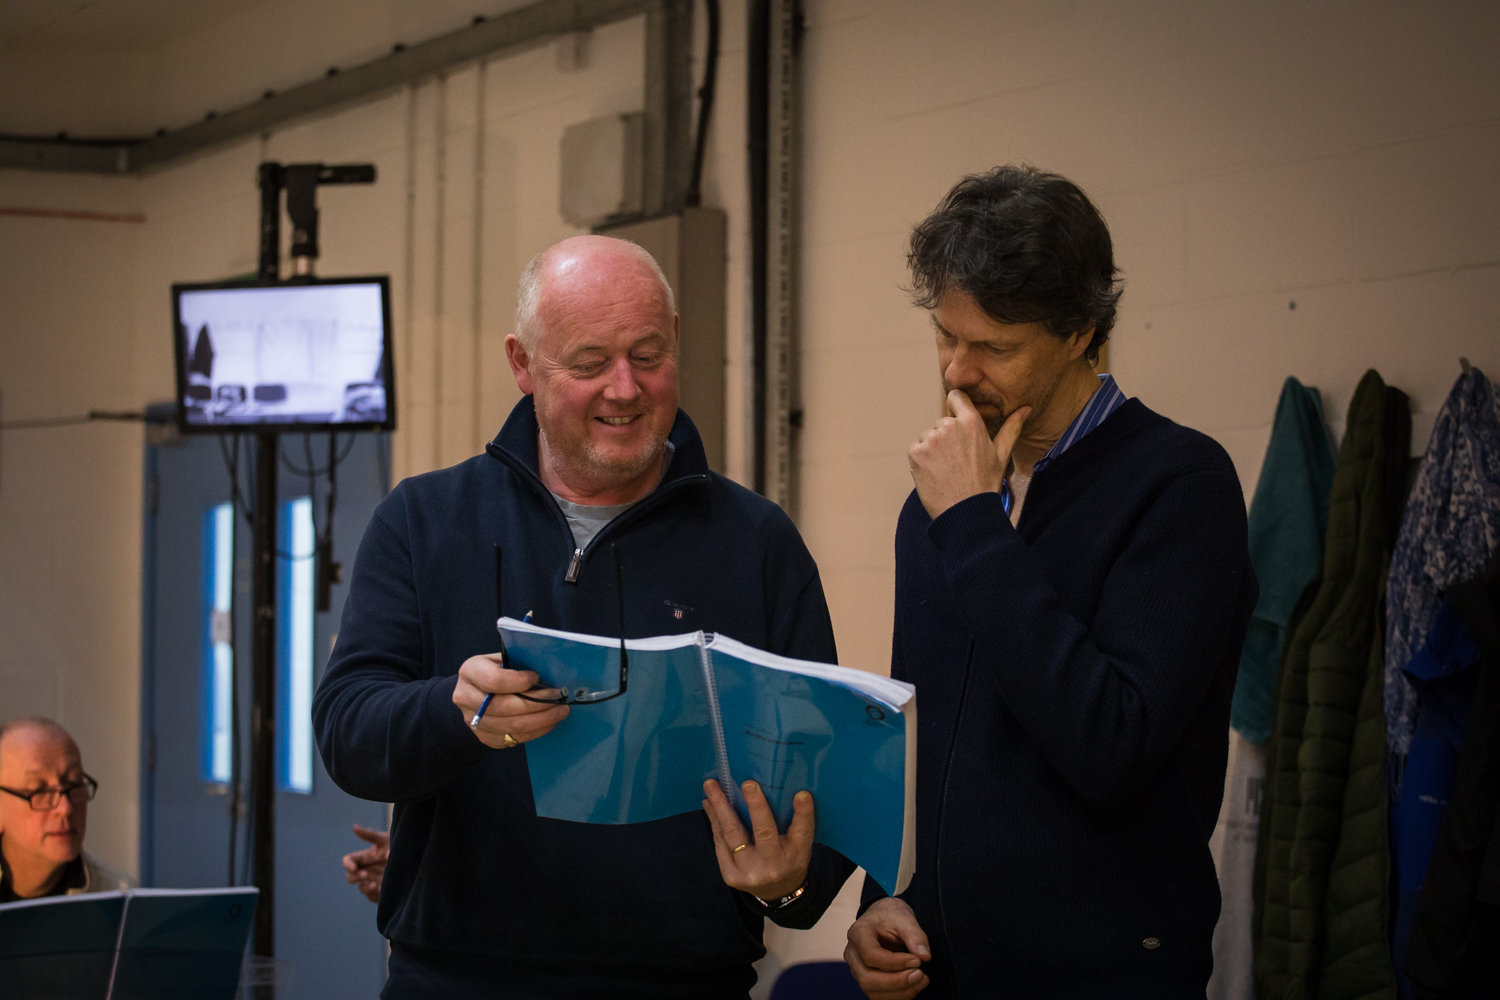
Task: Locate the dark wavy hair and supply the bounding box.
[907,165,1122,363]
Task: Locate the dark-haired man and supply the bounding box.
[845,166,1257,998]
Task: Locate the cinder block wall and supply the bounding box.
[793,0,1500,683]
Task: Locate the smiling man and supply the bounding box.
[0,718,132,902]
[844,167,1258,999]
[314,236,853,999]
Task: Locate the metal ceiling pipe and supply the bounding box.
[0,0,649,175]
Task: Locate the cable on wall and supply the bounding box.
[222,432,244,887]
[686,0,721,208]
[0,410,147,430]
[401,82,419,484]
[471,59,488,453]
[433,73,448,474]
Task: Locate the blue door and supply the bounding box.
[141,418,390,998]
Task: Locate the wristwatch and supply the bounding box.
[752,881,808,910]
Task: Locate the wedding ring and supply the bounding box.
[731,843,749,853]
[501,733,518,749]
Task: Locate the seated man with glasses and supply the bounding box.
[314,235,854,999]
[0,717,133,901]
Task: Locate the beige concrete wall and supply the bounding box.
[0,171,146,877]
[796,0,1500,683]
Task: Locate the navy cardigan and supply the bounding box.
[863,399,1257,998]
[313,397,852,999]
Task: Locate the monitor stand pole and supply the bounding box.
[250,430,277,969]
[249,162,282,982]
[245,157,371,987]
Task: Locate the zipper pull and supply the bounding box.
[565,547,583,583]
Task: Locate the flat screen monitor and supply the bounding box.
[172,276,395,433]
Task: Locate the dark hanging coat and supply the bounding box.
[1253,369,1409,1000]
[1402,564,1500,998]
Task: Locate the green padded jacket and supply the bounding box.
[1253,370,1409,1000]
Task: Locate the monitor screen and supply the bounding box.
[172,277,395,433]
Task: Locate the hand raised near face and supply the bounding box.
[908,390,1030,520]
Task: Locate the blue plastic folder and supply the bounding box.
[500,617,917,896]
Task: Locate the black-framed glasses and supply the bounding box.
[497,543,630,706]
[0,773,98,812]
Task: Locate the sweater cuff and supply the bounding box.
[423,673,489,767]
[927,490,1013,553]
[857,870,889,918]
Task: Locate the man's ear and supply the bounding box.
[1068,323,1096,362]
[504,335,535,395]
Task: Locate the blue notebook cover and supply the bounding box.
[0,891,124,999]
[500,618,917,895]
[0,887,257,1000]
[112,887,259,1000]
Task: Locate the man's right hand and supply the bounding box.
[342,824,389,903]
[845,897,932,999]
[452,652,570,749]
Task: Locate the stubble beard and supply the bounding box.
[541,417,669,493]
[943,372,1063,438]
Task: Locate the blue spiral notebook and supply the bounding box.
[500,617,917,896]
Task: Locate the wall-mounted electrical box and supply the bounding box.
[597,207,727,473]
[560,112,644,228]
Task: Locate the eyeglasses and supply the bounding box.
[497,543,630,706]
[0,773,98,812]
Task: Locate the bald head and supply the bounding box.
[0,717,77,762]
[515,235,676,352]
[0,717,88,882]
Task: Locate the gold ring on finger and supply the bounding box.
[502,733,518,749]
[731,843,749,853]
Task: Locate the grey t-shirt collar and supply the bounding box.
[549,442,675,551]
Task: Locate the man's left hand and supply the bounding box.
[703,779,813,901]
[908,390,1029,520]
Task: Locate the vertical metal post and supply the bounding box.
[257,162,282,283]
[748,0,769,495]
[644,0,694,216]
[252,161,281,964]
[251,433,277,959]
[764,0,800,514]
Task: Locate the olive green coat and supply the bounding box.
[1253,370,1408,1000]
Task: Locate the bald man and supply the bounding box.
[314,236,854,999]
[0,718,133,901]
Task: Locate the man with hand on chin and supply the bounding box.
[315,235,852,999]
[845,167,1256,999]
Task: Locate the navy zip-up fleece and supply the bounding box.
[314,396,853,999]
[862,399,1257,998]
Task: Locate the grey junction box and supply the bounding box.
[597,208,728,474]
[560,112,645,228]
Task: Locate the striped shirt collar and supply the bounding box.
[1001,373,1126,513]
